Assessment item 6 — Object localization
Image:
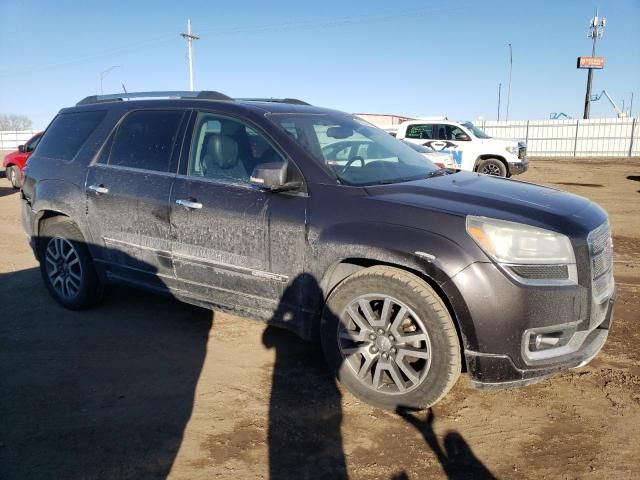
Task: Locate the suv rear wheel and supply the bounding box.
[320,265,461,410]
[7,166,21,188]
[38,217,102,310]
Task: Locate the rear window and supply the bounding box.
[37,111,106,161]
[405,124,434,140]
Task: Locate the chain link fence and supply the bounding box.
[476,117,639,157]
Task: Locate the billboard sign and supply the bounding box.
[577,56,605,69]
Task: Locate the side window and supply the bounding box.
[36,111,106,161]
[449,126,469,141]
[436,124,470,141]
[188,112,284,184]
[405,124,434,140]
[26,134,42,152]
[105,110,184,172]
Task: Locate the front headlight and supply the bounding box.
[505,146,518,155]
[466,216,577,284]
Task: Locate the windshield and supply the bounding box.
[462,121,491,139]
[268,113,438,186]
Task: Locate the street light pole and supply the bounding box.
[180,18,200,91]
[506,43,512,121]
[100,65,120,94]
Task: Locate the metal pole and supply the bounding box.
[497,83,502,121]
[506,43,512,121]
[629,92,634,117]
[583,8,605,119]
[629,117,637,157]
[181,18,200,91]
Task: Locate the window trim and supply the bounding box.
[90,107,188,175]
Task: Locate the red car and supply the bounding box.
[3,132,43,188]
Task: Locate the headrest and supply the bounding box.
[205,134,239,169]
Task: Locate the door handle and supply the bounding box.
[176,198,203,210]
[88,184,109,195]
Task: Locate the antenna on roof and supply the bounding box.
[122,83,128,94]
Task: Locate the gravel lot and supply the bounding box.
[1,158,639,479]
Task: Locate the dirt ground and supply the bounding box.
[1,158,639,480]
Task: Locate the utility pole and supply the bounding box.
[506,43,512,121]
[100,65,119,94]
[583,9,606,119]
[629,92,634,117]
[180,18,200,91]
[497,83,502,121]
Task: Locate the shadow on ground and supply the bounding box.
[0,267,213,479]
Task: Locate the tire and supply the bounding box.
[477,158,507,177]
[7,166,21,189]
[320,265,461,410]
[38,217,103,310]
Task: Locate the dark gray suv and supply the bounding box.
[21,91,616,410]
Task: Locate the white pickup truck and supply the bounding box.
[389,119,528,177]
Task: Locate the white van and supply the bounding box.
[392,119,528,177]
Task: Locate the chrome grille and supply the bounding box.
[588,222,614,303]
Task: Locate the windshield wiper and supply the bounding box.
[426,169,452,178]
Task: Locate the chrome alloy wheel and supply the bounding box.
[338,294,432,395]
[480,163,502,175]
[45,237,83,299]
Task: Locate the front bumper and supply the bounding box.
[508,158,529,176]
[466,294,613,388]
[444,260,615,389]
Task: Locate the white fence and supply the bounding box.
[0,130,39,151]
[475,117,639,157]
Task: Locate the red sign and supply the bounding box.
[577,56,605,69]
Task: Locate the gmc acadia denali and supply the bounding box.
[21,91,615,409]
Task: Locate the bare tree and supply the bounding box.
[0,114,33,130]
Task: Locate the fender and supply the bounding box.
[30,179,93,244]
[308,221,481,352]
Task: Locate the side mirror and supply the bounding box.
[455,133,470,141]
[250,162,301,192]
[17,144,26,153]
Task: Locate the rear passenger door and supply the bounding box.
[86,109,187,287]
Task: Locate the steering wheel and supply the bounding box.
[340,156,365,175]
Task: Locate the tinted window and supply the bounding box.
[37,111,106,161]
[405,124,434,140]
[188,113,283,184]
[107,110,184,172]
[26,134,42,152]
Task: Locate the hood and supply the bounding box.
[364,172,599,233]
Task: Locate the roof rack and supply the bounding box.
[236,98,311,106]
[76,90,232,106]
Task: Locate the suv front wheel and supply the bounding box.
[320,265,461,410]
[477,158,507,177]
[38,217,103,310]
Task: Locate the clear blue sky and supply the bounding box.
[1,0,638,129]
